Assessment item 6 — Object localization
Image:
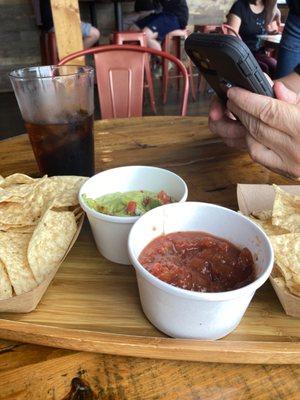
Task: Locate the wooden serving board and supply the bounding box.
[0,221,299,365]
[0,116,299,366]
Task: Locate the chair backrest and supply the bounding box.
[221,24,241,39]
[113,31,147,47]
[58,45,189,118]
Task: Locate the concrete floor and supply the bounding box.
[0,81,212,140]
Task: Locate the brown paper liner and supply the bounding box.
[237,184,300,318]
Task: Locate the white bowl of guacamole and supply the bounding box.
[79,166,188,264]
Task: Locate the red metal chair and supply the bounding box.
[162,29,196,104]
[58,45,189,118]
[113,31,156,114]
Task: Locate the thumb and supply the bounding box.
[273,81,299,104]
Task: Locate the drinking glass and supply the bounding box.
[9,65,94,176]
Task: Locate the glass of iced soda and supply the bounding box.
[9,65,94,176]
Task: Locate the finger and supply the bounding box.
[227,87,300,135]
[246,135,285,173]
[227,100,295,152]
[273,81,299,104]
[209,96,226,121]
[246,135,300,179]
[209,114,247,140]
[223,137,247,150]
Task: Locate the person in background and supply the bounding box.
[34,0,100,49]
[227,0,277,77]
[123,0,160,31]
[208,65,300,179]
[132,0,189,51]
[267,0,300,78]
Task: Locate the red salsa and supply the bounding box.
[139,231,255,292]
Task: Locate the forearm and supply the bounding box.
[265,0,278,24]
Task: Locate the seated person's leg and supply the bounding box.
[143,27,161,51]
[124,11,154,30]
[81,22,100,49]
[259,53,277,78]
[276,45,300,79]
[129,23,141,32]
[123,12,141,31]
[134,13,183,52]
[133,13,162,50]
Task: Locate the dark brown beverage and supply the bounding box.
[25,111,94,176]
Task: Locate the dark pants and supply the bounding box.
[254,51,277,78]
[275,13,300,79]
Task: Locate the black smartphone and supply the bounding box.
[184,33,274,102]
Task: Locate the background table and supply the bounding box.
[80,0,135,31]
[0,116,299,399]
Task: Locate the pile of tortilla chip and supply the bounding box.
[246,185,300,298]
[0,173,87,300]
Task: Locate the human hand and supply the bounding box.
[273,7,281,28]
[208,96,248,150]
[227,82,300,179]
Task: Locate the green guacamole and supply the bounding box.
[82,190,173,217]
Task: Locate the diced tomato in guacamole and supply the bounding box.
[82,190,173,217]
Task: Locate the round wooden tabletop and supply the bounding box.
[0,116,299,400]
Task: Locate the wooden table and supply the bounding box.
[0,116,299,399]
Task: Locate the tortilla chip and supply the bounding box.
[0,259,13,299]
[247,215,288,236]
[0,173,84,298]
[0,232,37,295]
[0,224,35,233]
[47,176,87,207]
[286,280,300,297]
[0,179,50,227]
[0,175,47,203]
[270,234,300,296]
[0,173,37,187]
[251,209,272,221]
[272,185,300,233]
[28,209,77,284]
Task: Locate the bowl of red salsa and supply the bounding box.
[79,166,188,264]
[128,202,274,340]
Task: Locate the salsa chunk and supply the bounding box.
[139,231,255,292]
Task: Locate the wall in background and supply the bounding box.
[189,0,235,25]
[0,0,40,92]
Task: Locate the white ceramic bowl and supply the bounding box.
[128,202,274,340]
[79,166,188,264]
